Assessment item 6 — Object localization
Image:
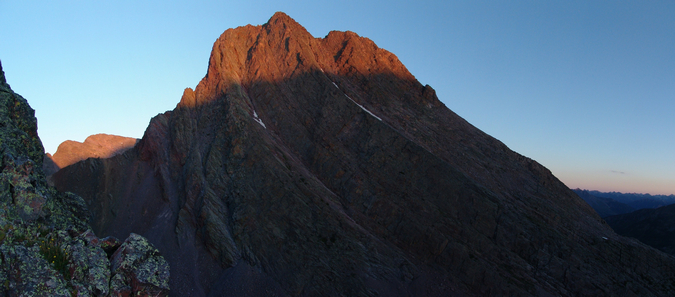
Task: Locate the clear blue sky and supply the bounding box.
[1,1,673,195]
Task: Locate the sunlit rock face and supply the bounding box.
[43,133,138,176]
[51,12,675,296]
[0,60,169,296]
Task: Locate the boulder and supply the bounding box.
[109,233,170,297]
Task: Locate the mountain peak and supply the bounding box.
[49,13,675,296]
[262,11,308,36]
[49,133,137,171]
[267,11,296,25]
[270,12,314,41]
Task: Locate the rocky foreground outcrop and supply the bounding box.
[51,12,675,296]
[0,60,169,296]
[44,134,138,176]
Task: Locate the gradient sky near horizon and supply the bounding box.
[1,1,673,195]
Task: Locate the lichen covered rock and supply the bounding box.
[109,233,169,297]
[0,60,169,296]
[62,229,112,296]
[1,244,71,296]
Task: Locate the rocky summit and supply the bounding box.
[0,60,170,296]
[50,12,675,296]
[43,134,138,176]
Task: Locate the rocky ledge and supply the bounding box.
[0,60,169,296]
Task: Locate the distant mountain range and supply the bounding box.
[573,189,675,257]
[572,189,635,218]
[573,188,675,217]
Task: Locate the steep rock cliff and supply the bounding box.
[51,13,675,296]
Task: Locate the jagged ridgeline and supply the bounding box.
[47,12,675,297]
[0,60,169,296]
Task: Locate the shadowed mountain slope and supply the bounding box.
[605,204,675,255]
[51,12,675,296]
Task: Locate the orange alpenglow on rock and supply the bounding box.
[49,12,675,296]
[44,134,138,175]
